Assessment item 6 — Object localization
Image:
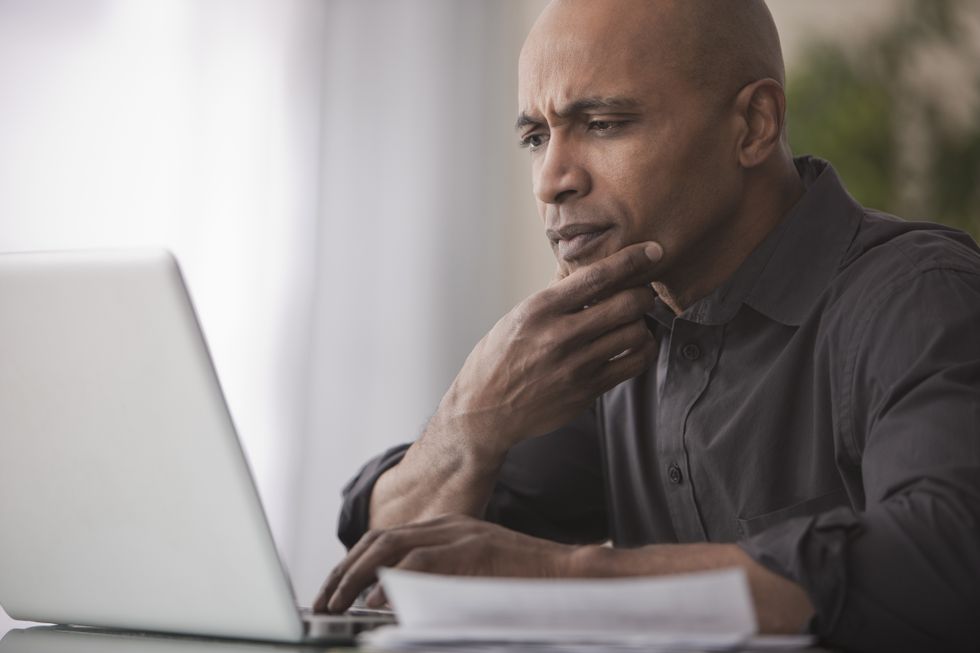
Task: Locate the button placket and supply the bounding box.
[657,321,719,542]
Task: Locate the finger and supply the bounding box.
[315,516,476,611]
[563,285,657,346]
[323,521,474,613]
[365,584,388,609]
[549,261,567,287]
[396,541,464,574]
[314,528,386,612]
[590,336,660,393]
[576,319,655,365]
[549,241,663,312]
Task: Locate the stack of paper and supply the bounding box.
[360,567,813,651]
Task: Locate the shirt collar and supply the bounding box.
[655,156,864,328]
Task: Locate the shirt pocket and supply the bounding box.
[736,489,849,538]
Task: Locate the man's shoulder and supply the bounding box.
[830,209,980,311]
[803,208,980,353]
[840,209,980,281]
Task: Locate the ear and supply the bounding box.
[733,78,786,169]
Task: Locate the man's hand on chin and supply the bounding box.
[434,240,665,458]
[313,514,579,614]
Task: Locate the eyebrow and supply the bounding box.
[514,96,642,131]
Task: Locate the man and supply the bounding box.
[315,1,980,650]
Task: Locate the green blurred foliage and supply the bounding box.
[787,0,980,239]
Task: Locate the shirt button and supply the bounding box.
[681,343,702,361]
[667,463,683,484]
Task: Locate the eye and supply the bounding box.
[587,119,622,133]
[519,132,549,151]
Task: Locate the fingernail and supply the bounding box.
[644,242,663,262]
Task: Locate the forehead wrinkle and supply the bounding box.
[556,96,642,117]
[515,96,642,131]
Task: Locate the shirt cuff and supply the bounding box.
[336,443,411,549]
[737,505,862,638]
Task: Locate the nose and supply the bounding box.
[533,135,591,205]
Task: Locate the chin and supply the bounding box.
[558,253,604,277]
[553,237,624,277]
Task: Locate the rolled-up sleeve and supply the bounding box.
[337,406,609,550]
[741,267,980,652]
[337,443,412,549]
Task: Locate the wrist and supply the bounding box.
[428,390,515,465]
[414,410,508,484]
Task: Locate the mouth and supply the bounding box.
[547,224,613,262]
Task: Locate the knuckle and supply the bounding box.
[437,513,467,527]
[523,293,545,315]
[373,530,399,549]
[511,298,538,329]
[625,321,650,345]
[625,354,648,377]
[569,360,593,384]
[627,348,654,376]
[582,265,608,296]
[358,529,382,548]
[539,330,565,356]
[622,287,655,317]
[459,534,489,556]
[402,548,435,570]
[619,290,643,317]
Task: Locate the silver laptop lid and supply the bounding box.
[0,249,304,642]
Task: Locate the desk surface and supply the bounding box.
[0,624,841,653]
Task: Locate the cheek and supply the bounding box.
[599,145,674,240]
[622,127,738,242]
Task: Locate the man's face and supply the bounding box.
[517,2,742,280]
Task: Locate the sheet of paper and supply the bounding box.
[362,630,815,652]
[362,625,752,651]
[361,566,764,650]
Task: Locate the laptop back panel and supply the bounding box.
[0,250,304,642]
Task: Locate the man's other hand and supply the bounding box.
[433,241,663,459]
[313,514,577,614]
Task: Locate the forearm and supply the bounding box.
[368,411,507,529]
[567,543,814,634]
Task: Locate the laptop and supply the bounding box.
[0,249,394,643]
[1,623,319,653]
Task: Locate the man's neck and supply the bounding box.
[655,163,806,316]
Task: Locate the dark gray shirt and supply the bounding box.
[338,158,980,652]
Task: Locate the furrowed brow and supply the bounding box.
[515,112,541,131]
[558,97,642,117]
[515,96,641,131]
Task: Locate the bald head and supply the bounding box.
[522,0,784,102]
[669,0,785,92]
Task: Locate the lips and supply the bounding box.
[546,224,613,262]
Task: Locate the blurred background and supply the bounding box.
[1,0,977,627]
